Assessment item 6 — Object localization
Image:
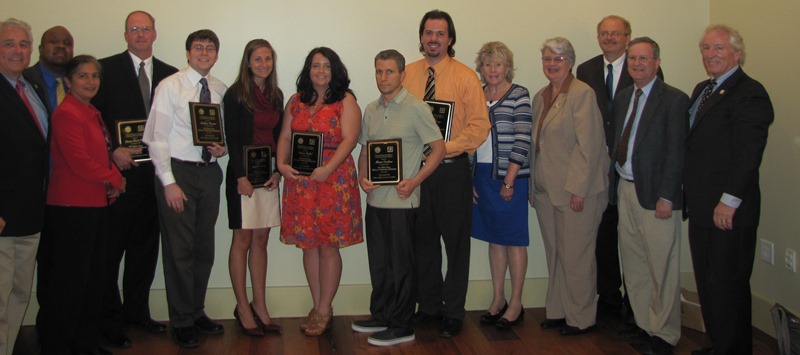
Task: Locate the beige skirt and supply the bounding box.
[240,187,281,230]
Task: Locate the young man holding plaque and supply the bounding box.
[90,11,178,348]
[142,29,227,348]
[354,49,445,346]
[402,10,490,338]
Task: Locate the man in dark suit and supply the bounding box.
[91,10,178,349]
[611,37,688,355]
[685,25,773,355]
[576,15,664,319]
[0,17,50,355]
[23,25,73,112]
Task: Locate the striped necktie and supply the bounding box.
[424,67,435,100]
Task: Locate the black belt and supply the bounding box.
[171,157,217,167]
[621,177,634,182]
[441,152,468,164]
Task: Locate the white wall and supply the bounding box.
[2,0,714,319]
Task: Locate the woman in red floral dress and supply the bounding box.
[276,47,362,336]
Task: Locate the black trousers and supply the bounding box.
[39,206,108,355]
[103,163,161,332]
[154,161,222,327]
[414,158,472,320]
[689,222,757,355]
[365,206,417,330]
[595,203,623,308]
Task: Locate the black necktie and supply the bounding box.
[605,63,614,108]
[199,78,211,163]
[616,88,643,166]
[691,79,716,128]
[424,67,435,100]
[138,61,151,115]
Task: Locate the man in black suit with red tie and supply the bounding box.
[91,10,178,349]
[577,15,661,320]
[0,17,50,355]
[685,25,773,355]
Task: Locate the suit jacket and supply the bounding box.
[610,78,688,209]
[23,62,54,112]
[47,94,123,207]
[576,54,664,150]
[684,67,773,227]
[92,51,178,151]
[0,75,50,236]
[529,78,610,207]
[91,51,178,188]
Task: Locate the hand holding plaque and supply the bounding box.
[423,100,454,156]
[189,102,224,146]
[290,132,324,176]
[244,145,272,187]
[116,119,150,162]
[367,139,402,185]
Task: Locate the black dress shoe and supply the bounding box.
[479,301,508,324]
[173,326,200,348]
[559,324,596,336]
[691,347,714,355]
[194,315,224,334]
[411,311,442,326]
[618,326,651,343]
[642,336,674,355]
[438,317,463,338]
[540,318,567,329]
[496,308,524,329]
[128,318,167,333]
[104,330,132,348]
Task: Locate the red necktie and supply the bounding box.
[16,80,44,136]
[615,89,643,166]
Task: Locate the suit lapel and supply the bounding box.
[691,68,744,131]
[633,80,662,152]
[0,79,47,141]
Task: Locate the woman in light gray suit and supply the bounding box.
[529,37,609,336]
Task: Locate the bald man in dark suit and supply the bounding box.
[91,10,177,349]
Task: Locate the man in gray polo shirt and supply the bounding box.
[353,49,444,347]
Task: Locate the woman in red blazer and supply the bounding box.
[39,55,124,355]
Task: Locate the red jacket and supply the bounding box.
[47,94,122,207]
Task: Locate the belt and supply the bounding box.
[441,152,468,164]
[171,157,217,167]
[620,177,634,182]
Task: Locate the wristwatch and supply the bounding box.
[503,183,514,189]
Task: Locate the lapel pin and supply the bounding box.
[719,89,726,95]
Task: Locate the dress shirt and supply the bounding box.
[38,63,64,110]
[143,67,227,186]
[615,78,655,181]
[3,73,48,136]
[128,51,153,90]
[689,65,741,208]
[604,55,626,96]
[403,56,489,156]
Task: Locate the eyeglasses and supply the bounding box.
[627,56,655,64]
[541,56,568,64]
[598,31,629,38]
[127,26,152,34]
[191,45,217,53]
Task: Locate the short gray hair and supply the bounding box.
[701,24,745,65]
[0,18,33,44]
[541,37,575,66]
[628,36,660,60]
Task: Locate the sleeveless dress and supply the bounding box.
[280,95,363,249]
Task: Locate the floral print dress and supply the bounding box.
[280,95,363,249]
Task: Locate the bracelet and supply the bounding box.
[503,183,514,189]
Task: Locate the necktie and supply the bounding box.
[199,78,212,163]
[16,80,45,136]
[96,111,113,168]
[615,88,643,166]
[138,61,151,115]
[690,79,716,128]
[424,67,435,100]
[55,77,66,105]
[605,63,614,108]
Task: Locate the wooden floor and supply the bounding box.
[14,308,778,354]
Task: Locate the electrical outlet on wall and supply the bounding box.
[760,239,774,265]
[785,248,796,272]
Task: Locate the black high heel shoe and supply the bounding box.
[250,303,282,333]
[480,301,508,324]
[234,307,265,337]
[496,307,524,329]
